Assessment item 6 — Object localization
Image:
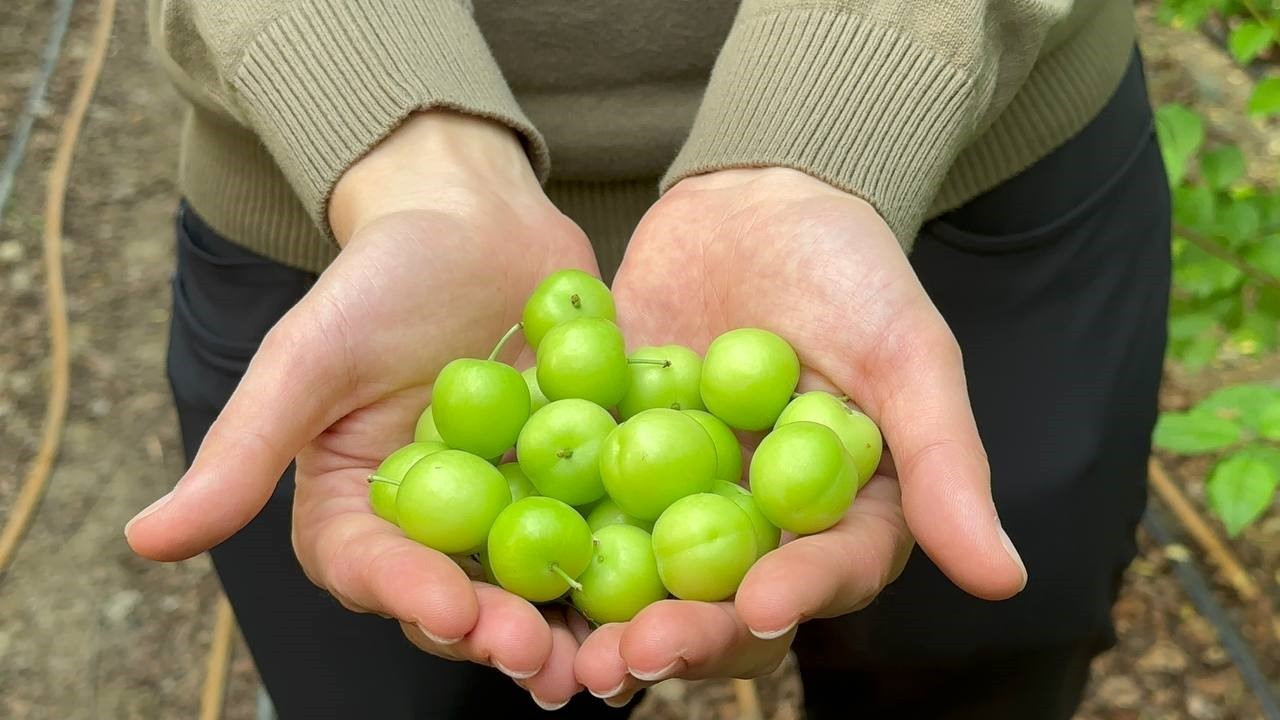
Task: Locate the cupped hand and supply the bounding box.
[576,168,1028,703]
[125,111,594,707]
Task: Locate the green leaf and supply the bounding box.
[1177,331,1222,370]
[1230,313,1279,355]
[1257,403,1280,441]
[1156,104,1205,186]
[1153,411,1243,453]
[1215,200,1261,248]
[1173,241,1244,297]
[1168,311,1217,342]
[1196,383,1280,430]
[1248,76,1280,117]
[1201,145,1246,190]
[1206,448,1280,536]
[1173,184,1216,228]
[1157,0,1218,28]
[1244,239,1280,278]
[1229,21,1275,64]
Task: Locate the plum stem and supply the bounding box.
[628,358,671,368]
[488,322,523,362]
[550,563,583,591]
[556,448,574,460]
[367,474,399,486]
[570,293,581,308]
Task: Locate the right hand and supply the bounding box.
[125,111,596,708]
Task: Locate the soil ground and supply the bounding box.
[0,2,1276,719]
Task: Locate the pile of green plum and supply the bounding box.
[368,270,882,625]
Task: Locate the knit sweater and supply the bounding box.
[146,0,1137,273]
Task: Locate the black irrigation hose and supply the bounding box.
[1142,501,1280,720]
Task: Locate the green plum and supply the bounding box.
[536,317,629,408]
[516,399,616,506]
[396,450,511,554]
[367,441,447,524]
[651,493,757,601]
[522,366,551,413]
[616,345,705,419]
[497,462,538,502]
[599,408,717,520]
[432,357,530,459]
[700,328,799,431]
[585,497,654,533]
[522,269,616,350]
[775,391,883,487]
[710,480,781,559]
[571,524,668,624]
[750,421,857,534]
[683,409,743,483]
[413,405,443,443]
[487,497,594,602]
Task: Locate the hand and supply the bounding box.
[126,111,596,708]
[575,168,1028,703]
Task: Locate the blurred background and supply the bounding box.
[1,1,1279,718]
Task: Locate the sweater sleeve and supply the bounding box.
[660,0,1079,250]
[152,0,547,235]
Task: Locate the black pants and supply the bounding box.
[166,51,1170,720]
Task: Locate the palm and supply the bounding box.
[574,169,1024,700]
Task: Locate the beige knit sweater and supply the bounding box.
[146,0,1137,273]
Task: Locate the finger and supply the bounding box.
[735,476,911,637]
[619,600,792,681]
[855,308,1026,600]
[125,304,356,561]
[575,622,632,702]
[398,584,552,679]
[519,608,585,711]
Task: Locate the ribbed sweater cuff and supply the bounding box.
[230,0,548,242]
[662,8,976,251]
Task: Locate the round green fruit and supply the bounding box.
[749,421,857,534]
[710,480,781,559]
[487,497,594,602]
[396,450,511,554]
[683,409,743,483]
[775,391,883,487]
[651,493,757,601]
[585,497,654,533]
[516,399,616,506]
[413,405,443,444]
[535,318,629,408]
[432,358,530,459]
[599,408,717,521]
[571,524,667,624]
[700,328,799,431]
[522,366,551,413]
[497,462,538,502]
[367,441,447,524]
[522,269,616,350]
[617,345,704,419]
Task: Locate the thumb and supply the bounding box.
[834,307,1027,601]
[126,308,354,561]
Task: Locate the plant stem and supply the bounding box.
[556,448,574,459]
[367,474,399,486]
[488,322,523,362]
[628,358,670,367]
[570,293,582,309]
[1176,223,1280,291]
[549,563,583,591]
[1239,0,1280,37]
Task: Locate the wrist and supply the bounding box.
[329,110,541,243]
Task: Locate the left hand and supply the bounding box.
[574,168,1027,704]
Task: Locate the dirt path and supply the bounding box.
[0,2,1274,719]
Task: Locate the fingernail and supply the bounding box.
[531,694,569,711]
[418,625,463,646]
[998,524,1028,591]
[628,659,680,682]
[749,620,796,641]
[604,693,634,708]
[125,490,174,537]
[589,680,627,699]
[495,659,541,680]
